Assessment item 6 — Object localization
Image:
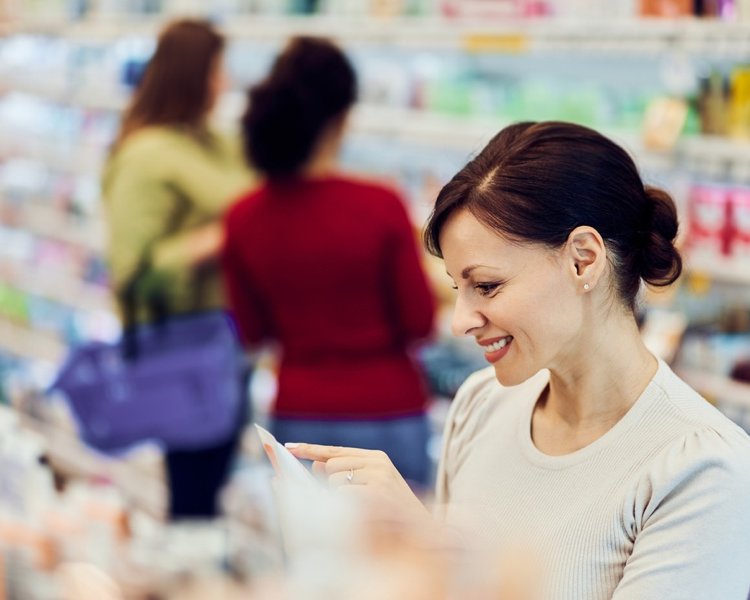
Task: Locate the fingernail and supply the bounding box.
[285,442,300,449]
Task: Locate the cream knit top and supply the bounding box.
[436,360,750,599]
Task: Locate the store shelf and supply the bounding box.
[678,368,750,409]
[1,258,114,314]
[1,202,105,253]
[9,15,750,55]
[685,254,750,286]
[6,71,750,177]
[0,318,66,363]
[0,77,126,113]
[16,408,166,518]
[0,136,104,176]
[353,105,750,180]
[352,104,500,150]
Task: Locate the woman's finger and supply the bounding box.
[328,467,366,488]
[323,456,369,475]
[285,442,384,462]
[311,460,328,477]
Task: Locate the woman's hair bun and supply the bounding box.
[242,36,356,178]
[639,186,682,287]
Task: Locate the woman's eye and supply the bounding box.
[475,282,501,297]
[450,284,458,290]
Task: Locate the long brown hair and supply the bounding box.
[114,19,224,148]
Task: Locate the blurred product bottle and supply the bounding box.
[640,0,692,15]
[697,70,728,135]
[728,65,750,139]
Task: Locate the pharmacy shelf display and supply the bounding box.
[0,15,748,410]
[9,14,750,55]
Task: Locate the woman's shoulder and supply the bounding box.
[655,361,750,447]
[631,363,750,511]
[116,125,184,151]
[113,126,223,161]
[630,420,750,535]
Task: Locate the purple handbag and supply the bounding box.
[49,199,246,453]
[49,310,245,453]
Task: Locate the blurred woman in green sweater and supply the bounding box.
[102,19,253,518]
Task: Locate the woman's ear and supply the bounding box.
[565,226,606,292]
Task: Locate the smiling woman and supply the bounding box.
[288,121,750,600]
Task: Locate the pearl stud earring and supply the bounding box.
[583,283,590,290]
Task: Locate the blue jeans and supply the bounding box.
[271,414,432,488]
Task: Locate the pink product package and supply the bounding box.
[729,188,750,262]
[687,185,732,260]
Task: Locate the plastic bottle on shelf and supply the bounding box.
[728,65,750,140]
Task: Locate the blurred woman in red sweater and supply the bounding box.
[222,37,436,485]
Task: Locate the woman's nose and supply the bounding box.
[450,294,486,337]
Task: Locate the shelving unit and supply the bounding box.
[686,254,750,286]
[0,259,112,313]
[0,10,748,411]
[0,201,105,253]
[5,74,750,183]
[0,318,65,363]
[9,15,750,54]
[677,368,750,409]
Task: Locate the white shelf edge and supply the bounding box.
[677,368,750,410]
[0,78,127,113]
[8,15,750,52]
[7,76,750,173]
[685,254,750,286]
[0,318,66,363]
[2,202,106,253]
[0,136,104,177]
[1,258,114,315]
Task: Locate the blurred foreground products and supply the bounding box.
[0,408,545,600]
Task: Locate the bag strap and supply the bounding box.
[119,183,195,359]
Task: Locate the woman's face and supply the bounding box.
[206,51,228,113]
[440,208,586,386]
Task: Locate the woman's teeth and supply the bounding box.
[486,336,512,352]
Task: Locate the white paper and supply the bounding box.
[254,424,317,486]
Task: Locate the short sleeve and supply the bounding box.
[613,427,750,600]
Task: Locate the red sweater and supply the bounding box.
[222,175,436,419]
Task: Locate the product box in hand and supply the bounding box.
[254,425,364,565]
[254,424,317,487]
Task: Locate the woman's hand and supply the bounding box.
[285,443,431,523]
[153,222,225,270]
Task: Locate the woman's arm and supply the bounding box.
[612,429,750,599]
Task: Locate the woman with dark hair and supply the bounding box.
[289,122,750,598]
[103,19,253,518]
[222,37,436,486]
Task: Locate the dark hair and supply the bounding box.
[424,121,682,311]
[116,19,224,146]
[242,36,356,178]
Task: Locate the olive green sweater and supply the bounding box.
[102,125,254,320]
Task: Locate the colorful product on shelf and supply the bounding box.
[730,188,750,261]
[687,184,733,259]
[686,183,750,272]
